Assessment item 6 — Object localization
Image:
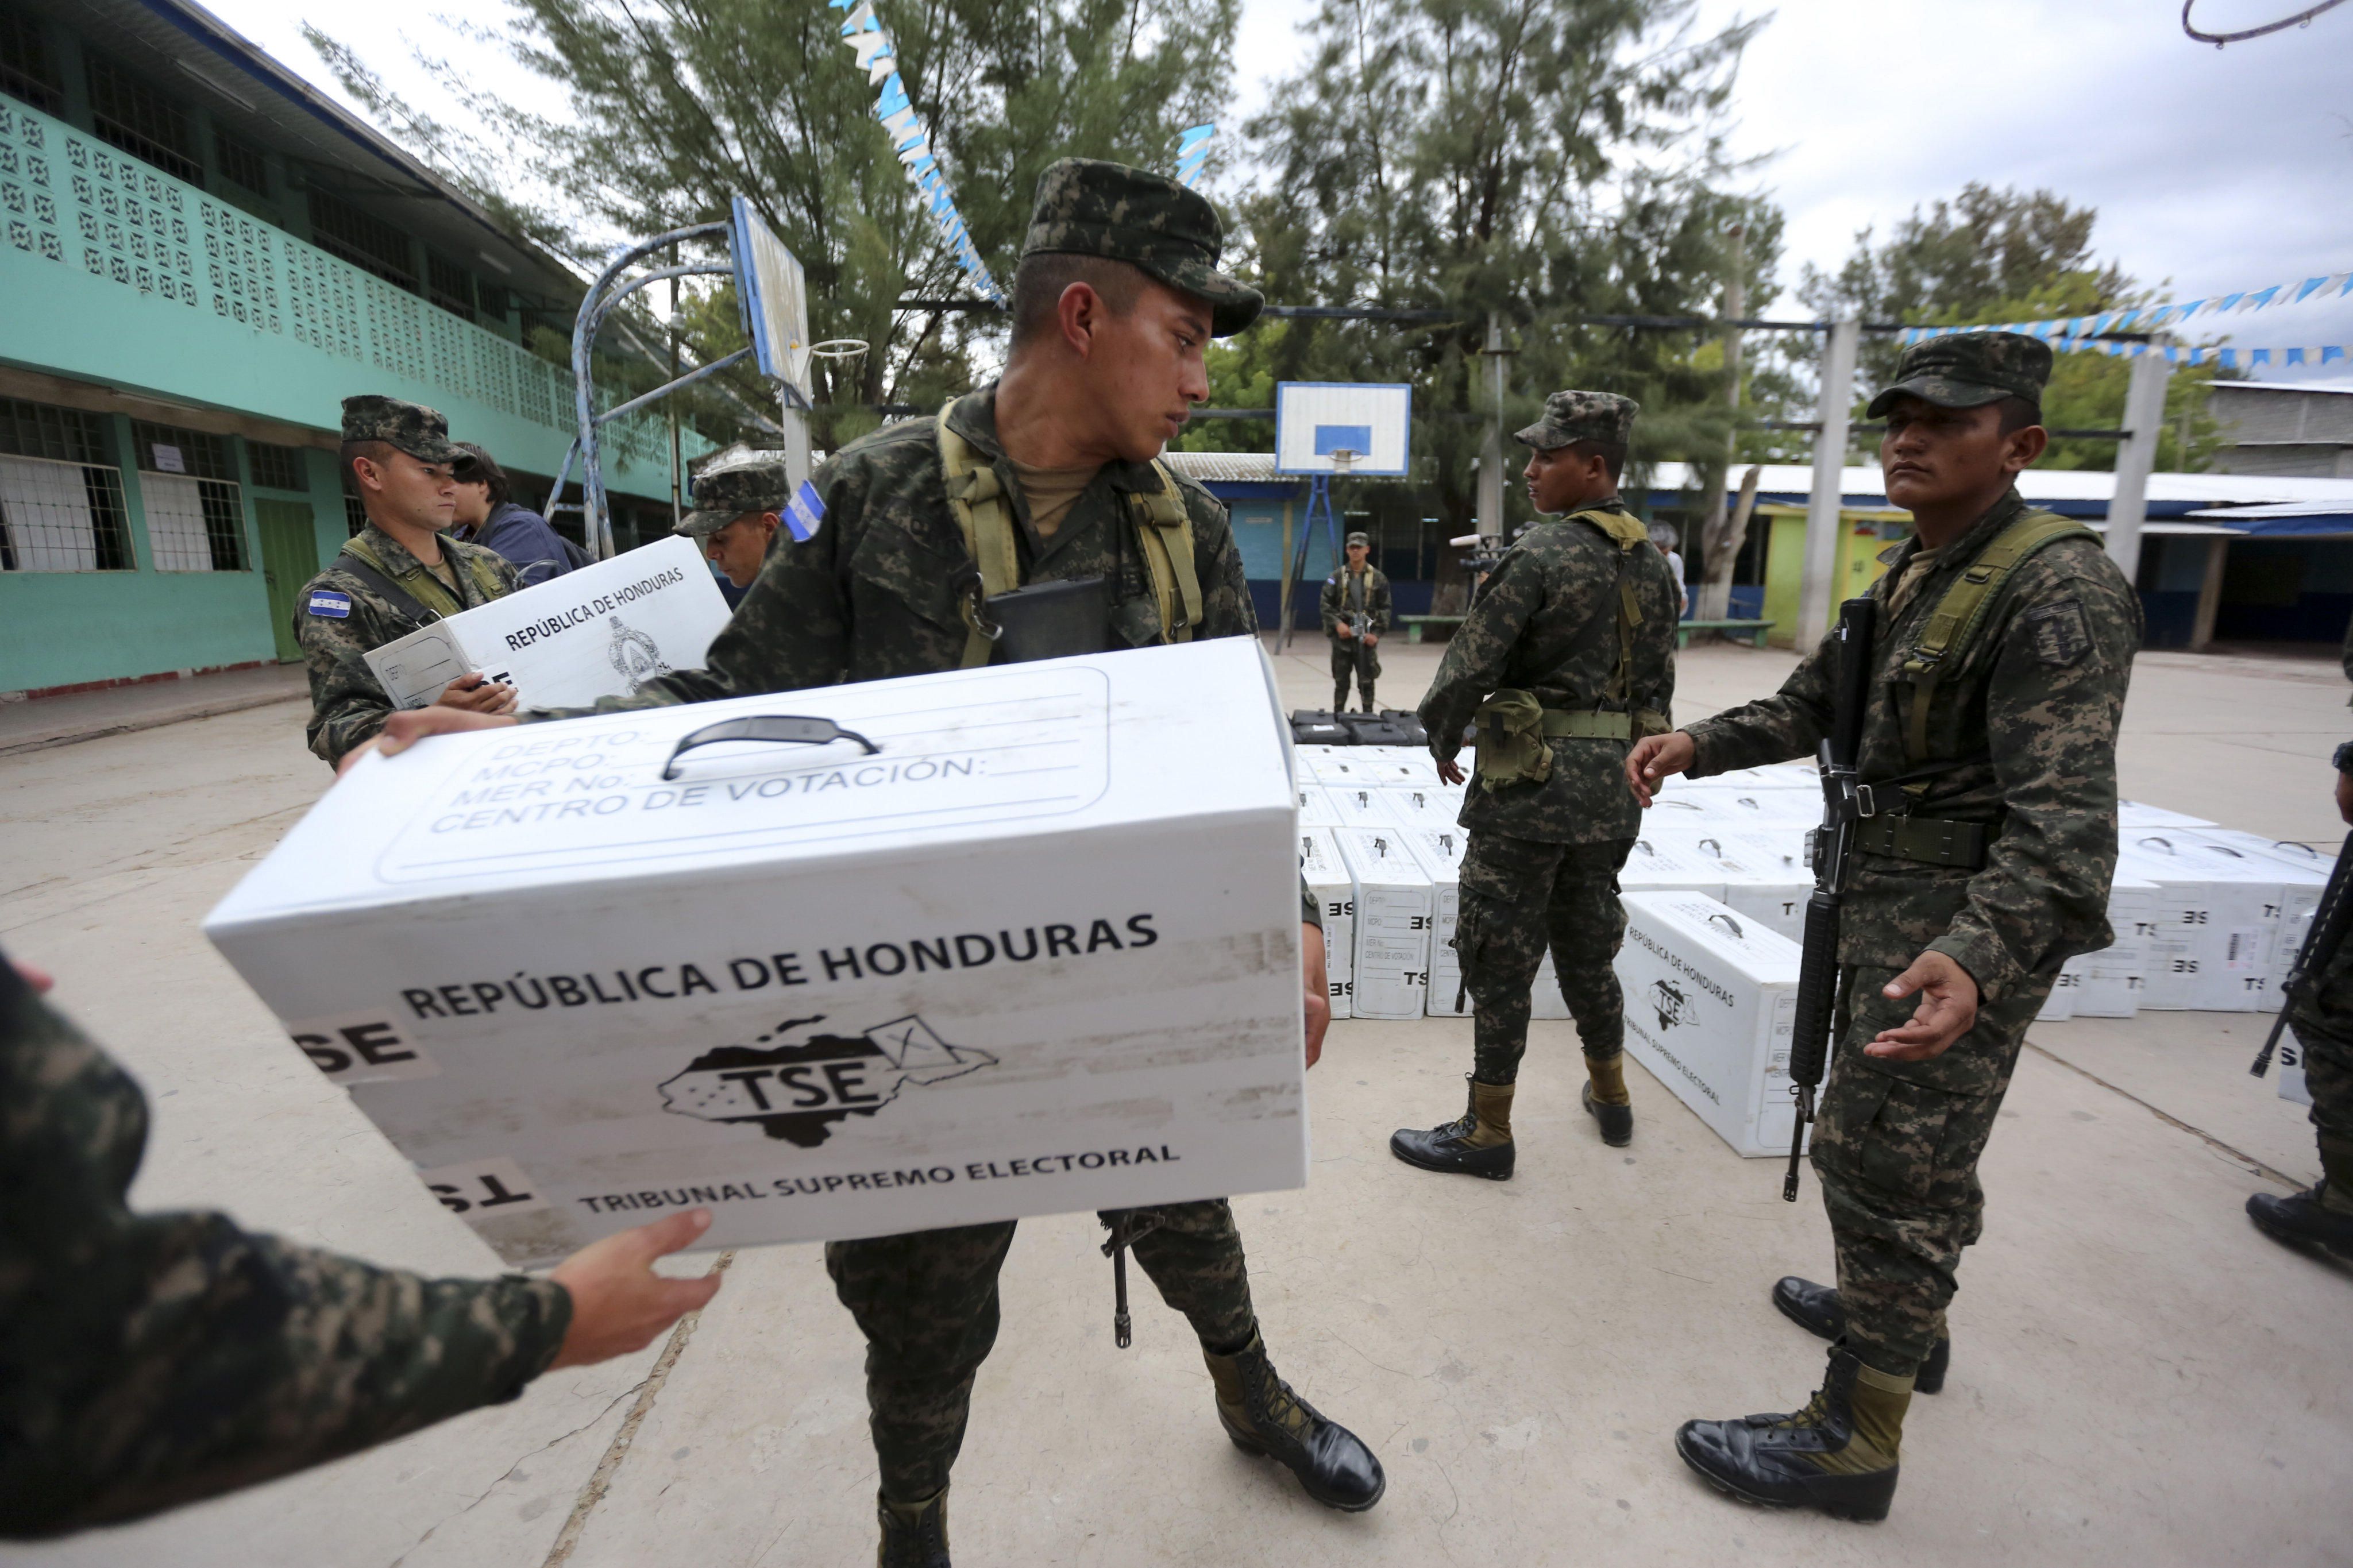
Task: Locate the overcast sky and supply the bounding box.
[209,0,2353,383]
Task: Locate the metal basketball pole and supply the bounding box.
[1279,473,1345,652]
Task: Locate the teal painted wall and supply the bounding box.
[0,98,707,694]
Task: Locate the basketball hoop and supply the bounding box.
[805,339,870,364]
[1328,448,1359,476]
[2182,0,2346,44]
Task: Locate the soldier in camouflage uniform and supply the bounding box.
[0,949,719,1538]
[2246,746,2353,1262]
[674,443,789,590]
[1320,531,1391,712]
[364,159,1379,1566]
[1391,392,1677,1180]
[294,396,519,768]
[1629,333,2140,1521]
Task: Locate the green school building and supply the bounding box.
[0,0,693,699]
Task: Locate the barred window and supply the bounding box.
[0,397,110,466]
[307,186,415,290]
[130,420,234,481]
[0,6,62,114]
[247,441,308,492]
[213,127,268,196]
[86,56,202,185]
[477,283,511,321]
[145,473,244,570]
[428,252,474,321]
[345,492,368,536]
[1,455,133,571]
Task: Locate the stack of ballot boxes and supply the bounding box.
[206,640,1309,1267]
[1298,828,1356,1019]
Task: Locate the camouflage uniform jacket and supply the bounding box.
[1684,487,2142,1006]
[1319,565,1392,639]
[1418,500,1680,845]
[603,383,1255,703]
[542,384,1317,925]
[0,960,568,1537]
[295,522,518,768]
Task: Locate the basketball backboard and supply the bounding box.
[731,196,812,401]
[1274,383,1412,477]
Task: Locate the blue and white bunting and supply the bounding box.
[1897,267,2353,352]
[1174,124,1214,188]
[830,0,1004,303]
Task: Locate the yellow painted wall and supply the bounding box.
[1758,507,1913,647]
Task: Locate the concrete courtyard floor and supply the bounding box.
[1,637,2347,1566]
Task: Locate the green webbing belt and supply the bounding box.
[1898,510,2099,766]
[1538,708,1672,741]
[936,398,1201,668]
[1853,814,1991,870]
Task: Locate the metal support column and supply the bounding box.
[1796,318,1860,650]
[1476,314,1508,542]
[2105,350,2173,586]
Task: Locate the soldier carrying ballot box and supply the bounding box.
[1392,390,1679,1180]
[294,396,521,768]
[1627,331,2140,1522]
[360,157,1382,1565]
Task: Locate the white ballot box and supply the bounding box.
[1355,748,1441,787]
[1299,827,1356,1020]
[2186,831,2331,1006]
[205,639,1306,1268]
[2067,877,2156,1019]
[2120,834,2294,1011]
[1306,751,1382,789]
[1295,783,1342,829]
[2118,800,2216,831]
[1615,892,1807,1158]
[363,535,732,712]
[1329,783,1398,828]
[1406,827,1469,1016]
[1382,783,1464,828]
[1618,835,1733,902]
[1334,827,1433,1019]
[2277,1028,2316,1108]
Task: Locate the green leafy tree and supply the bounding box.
[1802,184,2226,472]
[315,0,1236,446]
[1184,0,1779,559]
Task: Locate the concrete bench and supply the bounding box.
[1398,615,1465,644]
[1677,618,1775,648]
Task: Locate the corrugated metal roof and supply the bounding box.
[1162,451,1289,482]
[1646,462,2353,508]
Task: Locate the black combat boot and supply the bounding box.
[2247,1179,2353,1264]
[876,1488,950,1567]
[1771,1276,1949,1394]
[1675,1344,1910,1522]
[1389,1076,1515,1180]
[1582,1052,1633,1146]
[1202,1330,1386,1511]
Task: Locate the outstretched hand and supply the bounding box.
[1862,951,1981,1063]
[1302,921,1330,1069]
[1624,731,1695,808]
[337,706,522,776]
[547,1208,725,1369]
[1434,753,1466,786]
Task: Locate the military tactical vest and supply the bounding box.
[336,530,508,625]
[1472,504,1672,790]
[936,401,1201,668]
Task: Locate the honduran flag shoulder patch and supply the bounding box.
[306,589,352,619]
[784,479,826,542]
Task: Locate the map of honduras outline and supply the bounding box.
[1649,978,1691,1032]
[659,1014,997,1148]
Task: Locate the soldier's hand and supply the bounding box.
[1863,951,1980,1063]
[8,959,54,994]
[371,705,521,763]
[437,671,519,715]
[1434,753,1467,786]
[547,1208,724,1369]
[2336,767,2353,826]
[1302,921,1330,1069]
[1625,731,1695,807]
[1336,624,1355,640]
[1365,631,1379,647]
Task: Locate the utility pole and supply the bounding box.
[1476,314,1511,542]
[2105,350,2172,586]
[1698,223,1746,620]
[667,249,683,534]
[1796,318,1860,650]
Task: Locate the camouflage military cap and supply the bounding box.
[1021,157,1263,337]
[341,395,462,465]
[677,443,790,537]
[1515,390,1638,450]
[1345,531,1370,547]
[1866,331,2052,419]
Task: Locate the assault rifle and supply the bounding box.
[2251,829,2353,1077]
[1785,597,1880,1203]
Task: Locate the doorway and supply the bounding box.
[253,499,319,663]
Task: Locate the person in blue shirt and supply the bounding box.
[452,444,589,584]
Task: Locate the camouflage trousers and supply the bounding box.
[1329,638,1380,708]
[1810,962,2055,1376]
[1455,832,1636,1084]
[2282,1014,2353,1194]
[824,1200,1256,1502]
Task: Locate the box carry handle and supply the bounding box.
[660,715,882,780]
